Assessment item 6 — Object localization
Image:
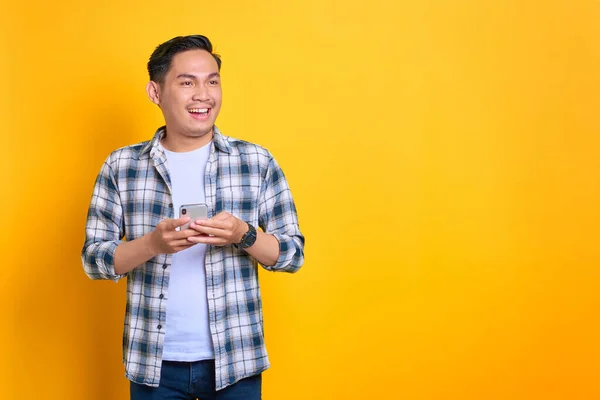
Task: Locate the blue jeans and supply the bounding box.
[130,360,262,400]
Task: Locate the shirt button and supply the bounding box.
[168,203,173,208]
[162,264,167,269]
[157,324,162,330]
[159,294,164,299]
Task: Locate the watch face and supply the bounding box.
[241,224,257,248]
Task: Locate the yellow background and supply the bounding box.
[1,0,600,399]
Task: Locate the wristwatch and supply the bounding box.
[237,223,257,249]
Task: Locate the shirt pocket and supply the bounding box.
[215,189,259,226]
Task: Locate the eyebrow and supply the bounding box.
[176,72,221,80]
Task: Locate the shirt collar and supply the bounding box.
[140,125,232,156]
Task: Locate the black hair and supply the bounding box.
[147,35,221,84]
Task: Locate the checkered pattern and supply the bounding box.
[81,126,304,390]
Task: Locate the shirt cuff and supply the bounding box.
[96,240,127,282]
[270,233,302,273]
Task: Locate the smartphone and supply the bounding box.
[179,203,208,230]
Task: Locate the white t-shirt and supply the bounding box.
[161,142,214,361]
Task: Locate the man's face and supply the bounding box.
[149,49,222,140]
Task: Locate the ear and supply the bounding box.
[146,81,161,105]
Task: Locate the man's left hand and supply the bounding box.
[188,212,248,246]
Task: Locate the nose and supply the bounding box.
[192,83,210,102]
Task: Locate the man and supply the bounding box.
[82,35,305,400]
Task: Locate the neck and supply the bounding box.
[161,128,214,152]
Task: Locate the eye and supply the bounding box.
[181,81,193,86]
[209,80,220,85]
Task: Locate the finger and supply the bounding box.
[174,244,195,252]
[190,225,228,238]
[186,223,208,234]
[194,218,231,230]
[187,235,229,245]
[171,239,197,248]
[166,216,191,230]
[171,228,205,240]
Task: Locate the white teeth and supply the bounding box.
[189,108,209,113]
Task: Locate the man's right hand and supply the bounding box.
[146,217,202,256]
[115,217,203,275]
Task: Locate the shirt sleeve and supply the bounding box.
[81,158,127,282]
[258,155,305,273]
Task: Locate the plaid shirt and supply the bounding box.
[81,126,304,390]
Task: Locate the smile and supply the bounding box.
[188,108,211,120]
